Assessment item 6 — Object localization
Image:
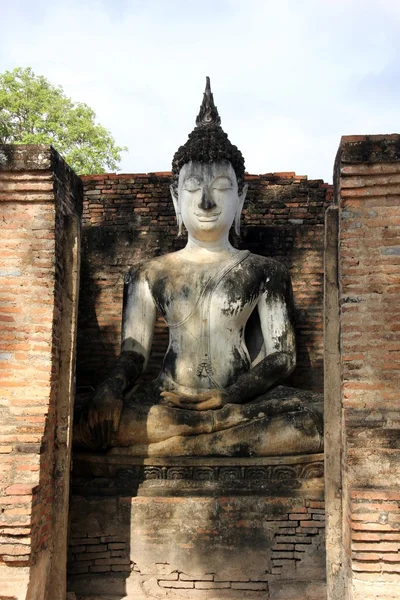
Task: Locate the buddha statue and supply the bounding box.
[77,78,323,457]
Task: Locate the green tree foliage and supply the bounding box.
[0,67,127,174]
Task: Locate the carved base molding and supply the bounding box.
[72,452,324,496]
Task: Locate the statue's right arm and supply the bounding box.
[88,265,157,447]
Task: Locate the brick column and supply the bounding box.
[0,146,82,600]
[330,135,400,599]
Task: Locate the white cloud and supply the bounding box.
[1,0,400,182]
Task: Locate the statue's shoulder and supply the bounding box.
[124,253,179,284]
[245,253,292,296]
[246,252,289,275]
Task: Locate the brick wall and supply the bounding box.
[75,171,332,408]
[0,145,82,600]
[68,535,130,576]
[332,135,400,600]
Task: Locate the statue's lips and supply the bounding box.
[195,212,221,222]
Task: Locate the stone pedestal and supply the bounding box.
[68,454,326,599]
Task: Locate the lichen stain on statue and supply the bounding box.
[76,77,323,457]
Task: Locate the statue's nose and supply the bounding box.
[198,188,216,211]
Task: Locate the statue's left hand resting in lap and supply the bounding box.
[78,79,323,457]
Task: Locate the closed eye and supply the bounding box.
[212,176,233,191]
[213,185,233,191]
[183,177,202,192]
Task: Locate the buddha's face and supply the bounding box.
[172,161,247,242]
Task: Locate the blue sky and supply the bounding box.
[1,0,400,182]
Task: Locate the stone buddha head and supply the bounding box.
[170,78,248,241]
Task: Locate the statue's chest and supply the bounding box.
[152,262,261,327]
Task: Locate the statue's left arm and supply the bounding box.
[226,264,296,404]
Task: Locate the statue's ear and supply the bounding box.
[170,184,183,236]
[234,183,248,236]
[170,184,178,213]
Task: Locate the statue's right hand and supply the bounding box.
[87,380,123,449]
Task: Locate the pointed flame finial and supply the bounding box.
[172,77,245,193]
[195,76,221,127]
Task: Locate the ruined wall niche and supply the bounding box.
[0,145,82,600]
[67,170,332,600]
[9,134,400,600]
[1,137,399,600]
[0,144,333,600]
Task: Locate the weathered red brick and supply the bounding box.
[5,484,38,496]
